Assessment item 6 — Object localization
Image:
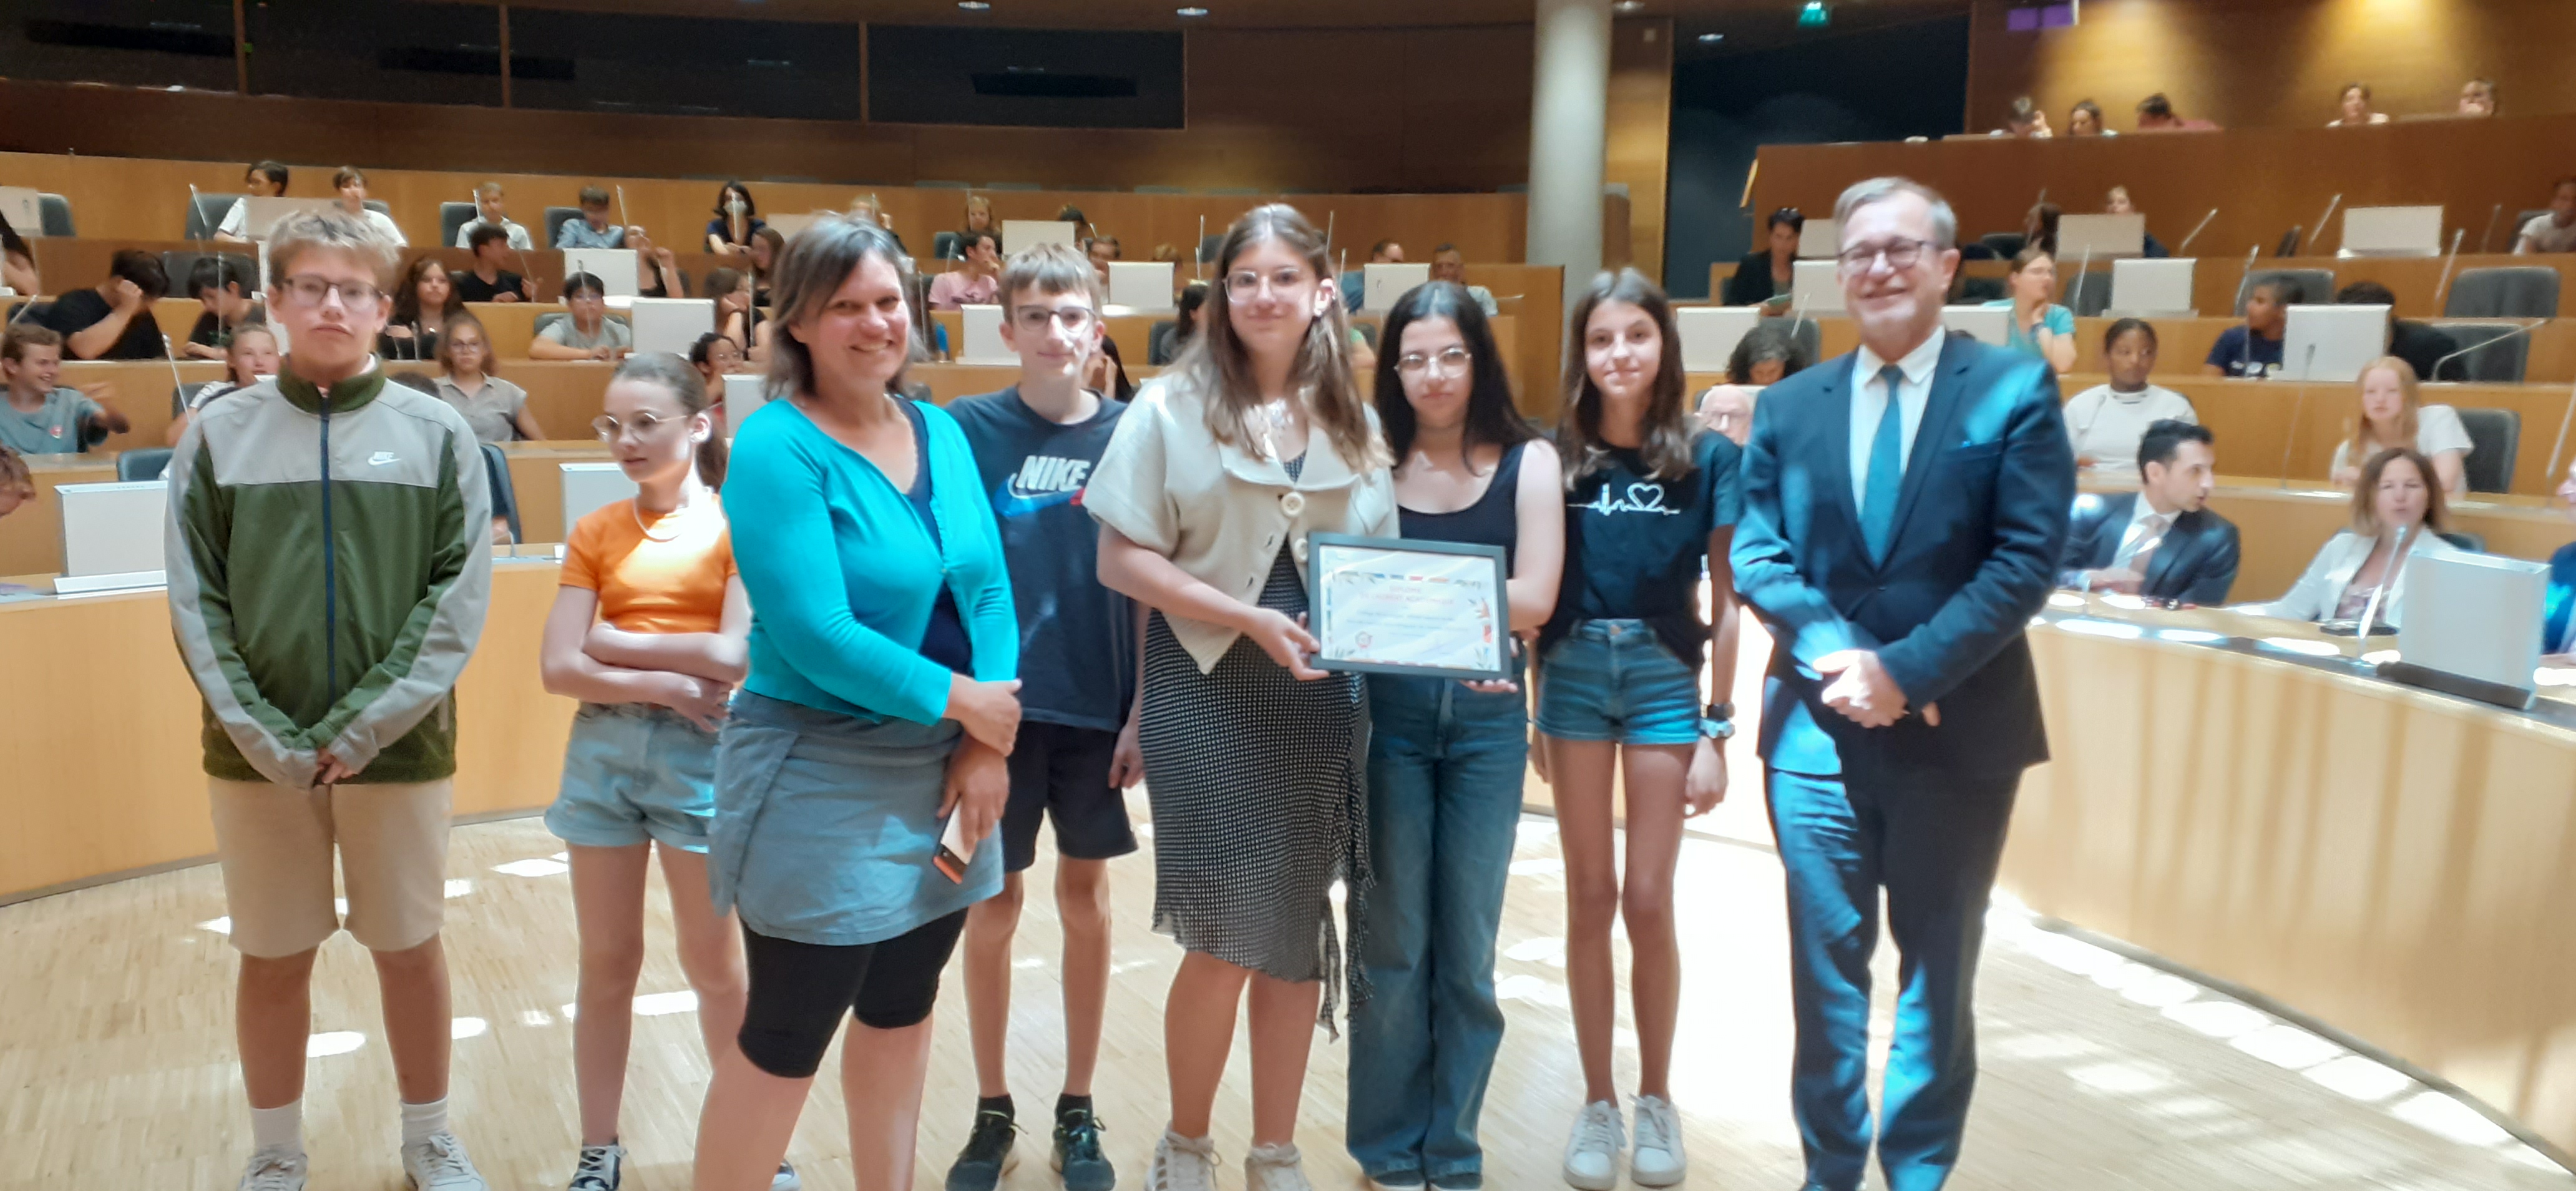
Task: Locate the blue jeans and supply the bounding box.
[1766,767,2020,1191]
[1345,670,1530,1189]
[1533,619,1702,745]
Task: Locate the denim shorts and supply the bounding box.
[545,702,718,851]
[1534,619,1702,746]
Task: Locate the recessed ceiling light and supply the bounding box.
[957,1,989,8]
[1698,32,1724,42]
[1177,5,1209,14]
[1612,0,1644,11]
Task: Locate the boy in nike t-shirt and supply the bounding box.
[938,241,1138,1191]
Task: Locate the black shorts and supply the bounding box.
[735,911,967,1078]
[1000,720,1139,873]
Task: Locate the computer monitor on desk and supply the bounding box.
[560,463,640,541]
[1790,260,1843,314]
[1363,263,1432,312]
[2341,206,2444,257]
[2057,214,2145,259]
[2281,303,2389,381]
[0,187,41,238]
[628,297,713,355]
[562,248,638,298]
[1003,220,1077,255]
[1939,305,2012,345]
[723,374,771,438]
[1795,219,1841,260]
[2384,551,2549,708]
[1676,307,1758,374]
[1108,262,1174,312]
[238,197,338,238]
[2110,258,2195,315]
[55,480,167,593]
[959,305,1012,364]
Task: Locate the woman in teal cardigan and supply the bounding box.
[695,217,1025,1191]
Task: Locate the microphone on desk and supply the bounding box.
[2426,318,2540,382]
[160,333,190,422]
[2540,376,2576,487]
[2315,193,2343,251]
[2478,203,2504,255]
[1194,215,1207,282]
[2175,208,2218,256]
[2240,244,2260,300]
[2278,343,2320,491]
[2432,228,2466,310]
[2349,521,2414,655]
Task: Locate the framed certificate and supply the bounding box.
[1305,532,1511,681]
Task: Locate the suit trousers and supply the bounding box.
[1764,765,2021,1191]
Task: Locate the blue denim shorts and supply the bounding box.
[1534,619,1702,745]
[546,702,718,851]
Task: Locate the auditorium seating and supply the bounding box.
[2435,321,2532,383]
[2065,270,2114,318]
[441,202,477,247]
[183,194,236,242]
[2447,267,2561,319]
[2235,268,2336,313]
[2456,408,2523,494]
[37,192,74,237]
[542,207,583,248]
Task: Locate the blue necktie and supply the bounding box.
[1861,364,1906,561]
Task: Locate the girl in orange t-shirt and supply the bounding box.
[537,355,788,1190]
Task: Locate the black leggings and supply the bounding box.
[736,909,969,1078]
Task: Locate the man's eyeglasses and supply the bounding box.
[1395,347,1473,378]
[1012,305,1098,334]
[1835,238,1936,274]
[276,274,385,310]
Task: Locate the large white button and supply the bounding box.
[1279,491,1306,516]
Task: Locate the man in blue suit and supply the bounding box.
[1730,177,2075,1191]
[2057,419,2240,604]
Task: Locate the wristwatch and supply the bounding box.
[1699,702,1736,741]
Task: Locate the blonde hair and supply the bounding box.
[264,207,399,284]
[2346,355,2422,461]
[1174,204,1382,469]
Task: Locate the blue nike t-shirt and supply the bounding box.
[946,385,1135,732]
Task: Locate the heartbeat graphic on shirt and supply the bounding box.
[992,455,1095,517]
[1574,481,1682,517]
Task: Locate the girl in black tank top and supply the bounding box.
[1398,439,1526,569]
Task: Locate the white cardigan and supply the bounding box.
[2253,529,2466,627]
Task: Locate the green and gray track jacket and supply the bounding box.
[165,366,493,788]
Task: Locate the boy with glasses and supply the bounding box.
[166,207,494,1191]
[939,242,1140,1191]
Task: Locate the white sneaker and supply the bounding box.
[402,1130,490,1190]
[1562,1099,1624,1190]
[1148,1130,1221,1191]
[1629,1094,1687,1187]
[1245,1142,1315,1191]
[235,1145,306,1191]
[567,1143,623,1191]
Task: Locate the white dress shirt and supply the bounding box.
[1848,331,1946,513]
[2110,494,2173,571]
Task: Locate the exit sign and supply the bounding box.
[1798,2,1830,27]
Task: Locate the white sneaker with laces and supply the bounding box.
[567,1142,623,1191]
[402,1130,490,1191]
[1562,1099,1625,1191]
[1245,1142,1315,1191]
[235,1145,306,1191]
[1630,1094,1687,1187]
[1148,1130,1220,1191]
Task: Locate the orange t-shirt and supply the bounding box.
[560,497,736,634]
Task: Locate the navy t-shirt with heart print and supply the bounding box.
[1546,429,1740,670]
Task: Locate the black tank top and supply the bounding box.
[1395,439,1526,569]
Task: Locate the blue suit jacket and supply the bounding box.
[2056,491,2241,605]
[1730,332,2076,780]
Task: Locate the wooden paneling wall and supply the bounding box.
[1965,0,2576,134]
[1606,18,1675,284]
[1750,114,2576,272]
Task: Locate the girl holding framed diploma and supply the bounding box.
[1345,282,1564,1190]
[1086,203,1396,1191]
[1537,269,1742,1191]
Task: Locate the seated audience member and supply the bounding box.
[2330,356,2470,494]
[749,225,784,305]
[454,180,534,250]
[1151,281,1208,364]
[1429,245,1501,317]
[330,167,407,246]
[382,255,461,363]
[2022,201,2061,256]
[1056,203,1088,230]
[529,272,633,361]
[929,232,1003,309]
[2060,419,2238,603]
[706,181,765,258]
[2333,281,2454,381]
[1724,208,1803,309]
[2105,186,2170,257]
[454,225,532,303]
[167,323,280,446]
[1998,96,2053,138]
[2458,77,2497,118]
[2205,276,2296,378]
[2541,461,2576,660]
[1095,333,1136,403]
[213,159,288,243]
[42,250,170,360]
[0,443,29,520]
[182,257,266,360]
[432,313,542,444]
[1695,320,1811,445]
[2064,319,2198,474]
[2134,93,2218,132]
[1,325,128,454]
[628,229,687,298]
[1,212,37,295]
[2328,83,2389,127]
[962,194,995,238]
[1342,239,1405,312]
[2257,448,2462,627]
[556,185,630,250]
[705,267,759,352]
[1085,235,1122,284]
[1984,247,2076,371]
[2067,99,2114,137]
[2515,178,2576,255]
[689,331,748,394]
[848,196,906,252]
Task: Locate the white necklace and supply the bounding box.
[635,491,692,542]
[1253,398,1295,460]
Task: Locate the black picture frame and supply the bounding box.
[1304,531,1511,682]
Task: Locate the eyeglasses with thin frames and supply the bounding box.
[276,274,386,311]
[1225,268,1312,301]
[1835,238,1936,275]
[1395,346,1473,378]
[1011,305,1098,334]
[592,412,683,442]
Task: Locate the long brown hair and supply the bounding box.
[613,353,728,489]
[2352,446,2449,536]
[436,311,495,377]
[1171,203,1382,469]
[1556,268,1695,486]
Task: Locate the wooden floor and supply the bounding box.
[2,803,2570,1191]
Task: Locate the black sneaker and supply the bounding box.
[567,1144,623,1191]
[1053,1107,1116,1191]
[944,1109,1020,1191]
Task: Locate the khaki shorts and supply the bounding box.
[207,777,455,959]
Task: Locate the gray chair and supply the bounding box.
[1759,315,1823,365]
[481,443,520,544]
[440,202,478,248]
[1980,232,2026,259]
[543,206,583,248]
[933,231,964,261]
[185,194,242,241]
[2234,269,2334,315]
[2444,267,2560,318]
[2439,531,2486,553]
[116,448,173,483]
[1148,320,1182,365]
[2065,270,2114,318]
[160,251,257,298]
[2428,321,2530,383]
[2454,407,2520,494]
[37,194,74,237]
[1954,277,2006,303]
[1197,234,1224,264]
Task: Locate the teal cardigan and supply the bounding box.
[723,397,1018,725]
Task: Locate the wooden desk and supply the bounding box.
[0,559,573,902]
[2013,596,2576,1155]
